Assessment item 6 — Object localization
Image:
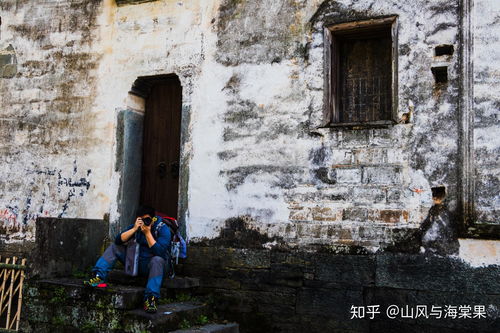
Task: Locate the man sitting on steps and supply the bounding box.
[84,205,171,313]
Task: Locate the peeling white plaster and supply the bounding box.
[457,239,500,268]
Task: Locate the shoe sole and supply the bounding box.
[83,282,107,288]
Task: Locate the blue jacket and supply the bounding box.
[115,217,171,261]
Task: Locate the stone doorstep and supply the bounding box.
[33,279,240,332]
[170,323,240,333]
[38,276,198,310]
[38,278,144,310]
[108,269,200,289]
[126,301,207,331]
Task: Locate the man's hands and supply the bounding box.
[140,220,152,235]
[134,217,152,235]
[122,215,156,248]
[133,217,144,232]
[140,218,156,248]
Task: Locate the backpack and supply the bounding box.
[153,215,187,278]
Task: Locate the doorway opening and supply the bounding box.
[117,74,183,232]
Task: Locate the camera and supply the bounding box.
[142,217,153,226]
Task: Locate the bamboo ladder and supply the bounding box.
[0,256,27,332]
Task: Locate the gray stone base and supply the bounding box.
[181,245,500,333]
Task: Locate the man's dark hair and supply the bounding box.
[136,205,155,218]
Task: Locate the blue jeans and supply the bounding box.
[92,243,166,298]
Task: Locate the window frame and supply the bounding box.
[323,16,399,127]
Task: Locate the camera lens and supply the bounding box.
[143,217,152,226]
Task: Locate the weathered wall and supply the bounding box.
[1,1,499,332]
[0,0,498,253]
[472,0,500,225]
[0,0,106,243]
[0,0,213,243]
[189,0,461,250]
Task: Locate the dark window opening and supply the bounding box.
[431,66,448,84]
[323,17,398,126]
[434,44,454,56]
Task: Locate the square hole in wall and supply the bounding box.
[431,186,446,200]
[435,45,454,56]
[431,66,448,84]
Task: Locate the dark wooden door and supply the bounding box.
[140,78,182,218]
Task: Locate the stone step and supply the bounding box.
[124,301,207,332]
[29,278,239,332]
[170,323,240,333]
[108,269,200,289]
[38,278,144,310]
